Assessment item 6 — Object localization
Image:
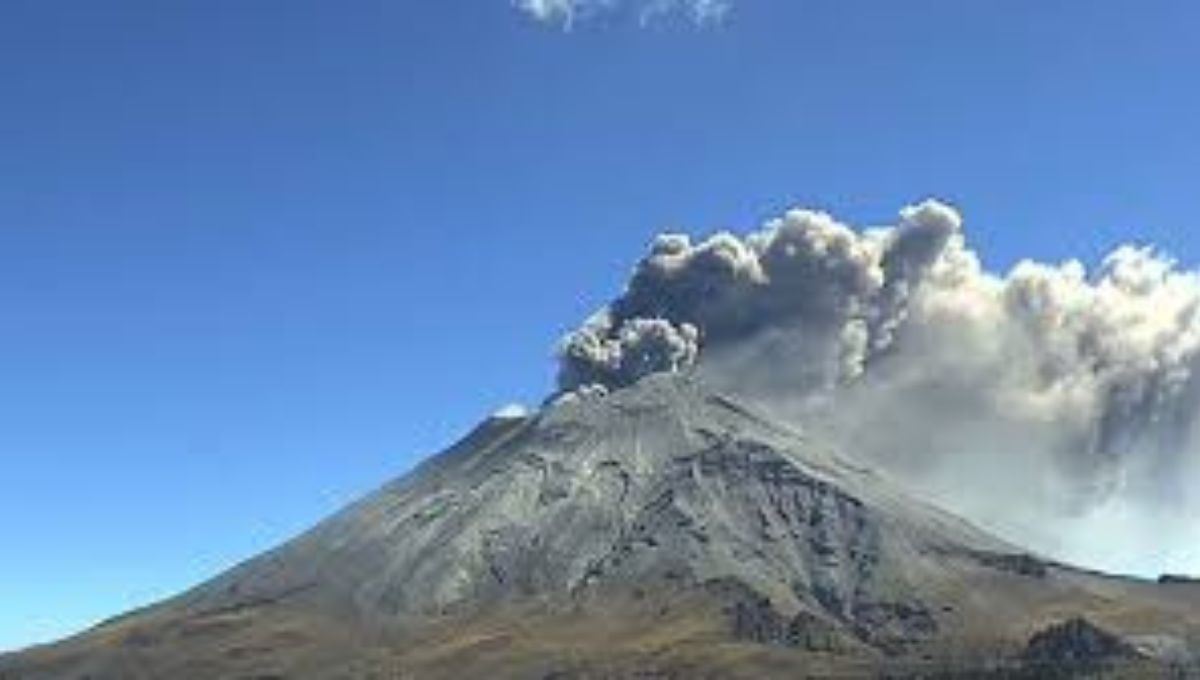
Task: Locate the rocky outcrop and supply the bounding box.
[1023,617,1141,671]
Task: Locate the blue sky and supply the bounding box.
[2,0,1199,652]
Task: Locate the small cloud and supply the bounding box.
[492,403,533,420]
[638,0,730,26]
[514,0,731,29]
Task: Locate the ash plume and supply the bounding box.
[556,199,1200,574]
[558,199,962,393]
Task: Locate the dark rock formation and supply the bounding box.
[1159,574,1200,585]
[1023,617,1141,671]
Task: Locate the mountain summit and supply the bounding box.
[4,374,1199,678]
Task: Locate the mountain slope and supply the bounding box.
[4,374,1200,678]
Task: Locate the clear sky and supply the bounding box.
[2,0,1199,652]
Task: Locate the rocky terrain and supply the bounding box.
[4,373,1200,678]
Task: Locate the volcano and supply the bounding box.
[4,374,1199,678]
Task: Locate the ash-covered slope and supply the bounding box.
[179,373,1013,626]
[5,374,1200,679]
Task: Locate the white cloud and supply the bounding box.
[492,403,533,419]
[514,0,731,28]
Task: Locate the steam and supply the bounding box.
[514,0,731,28]
[492,403,534,420]
[557,199,1200,575]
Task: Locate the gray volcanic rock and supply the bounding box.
[1023,617,1140,669]
[4,373,1200,678]
[174,374,1008,639]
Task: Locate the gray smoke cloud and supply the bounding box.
[556,199,1200,575]
[558,200,962,392]
[515,0,731,28]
